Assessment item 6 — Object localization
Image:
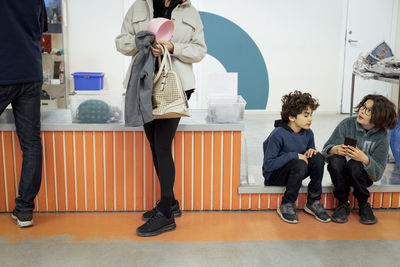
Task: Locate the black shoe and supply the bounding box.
[277,202,298,224]
[331,202,350,223]
[142,200,182,221]
[304,200,331,223]
[11,209,33,228]
[136,211,176,237]
[359,203,377,225]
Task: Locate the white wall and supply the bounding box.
[66,0,125,92]
[192,0,345,112]
[65,0,346,112]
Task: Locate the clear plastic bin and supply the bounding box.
[69,92,124,123]
[207,95,246,123]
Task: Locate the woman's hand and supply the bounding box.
[304,148,319,158]
[157,40,174,53]
[150,44,163,57]
[346,146,370,165]
[329,145,347,156]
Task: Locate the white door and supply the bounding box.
[341,0,397,113]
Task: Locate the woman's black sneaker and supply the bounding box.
[142,200,182,221]
[359,203,377,225]
[11,209,33,228]
[331,202,350,223]
[136,211,176,237]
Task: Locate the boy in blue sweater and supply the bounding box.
[263,91,330,224]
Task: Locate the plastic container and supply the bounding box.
[147,18,174,41]
[69,92,124,123]
[207,95,246,123]
[71,72,104,91]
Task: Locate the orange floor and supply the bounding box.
[1,211,400,242]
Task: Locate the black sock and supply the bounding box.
[159,197,172,218]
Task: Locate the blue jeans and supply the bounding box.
[0,82,43,212]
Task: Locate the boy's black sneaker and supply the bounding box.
[304,200,331,223]
[331,202,350,223]
[136,211,176,237]
[277,202,298,224]
[359,203,377,225]
[142,200,182,221]
[11,209,33,228]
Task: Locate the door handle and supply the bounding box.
[348,39,358,43]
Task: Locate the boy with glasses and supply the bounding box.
[322,95,398,224]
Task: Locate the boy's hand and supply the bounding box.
[304,148,319,158]
[298,153,308,164]
[346,146,370,165]
[330,145,347,156]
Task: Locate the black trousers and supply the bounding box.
[0,82,43,212]
[268,153,325,204]
[327,155,373,206]
[143,118,180,199]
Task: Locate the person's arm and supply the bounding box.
[115,5,140,57]
[263,133,298,173]
[41,0,48,33]
[171,10,206,63]
[362,136,389,181]
[322,120,346,158]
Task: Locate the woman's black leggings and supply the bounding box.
[143,117,180,199]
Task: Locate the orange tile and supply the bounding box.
[202,132,212,210]
[222,132,232,210]
[391,192,399,208]
[3,132,16,212]
[54,132,66,212]
[104,132,114,211]
[212,132,222,210]
[184,132,193,211]
[0,132,7,212]
[84,132,95,212]
[125,132,134,211]
[134,132,144,211]
[94,132,105,211]
[64,132,76,212]
[231,132,241,210]
[173,132,183,209]
[193,132,202,210]
[114,132,124,211]
[144,137,153,211]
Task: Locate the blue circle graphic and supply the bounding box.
[199,12,269,109]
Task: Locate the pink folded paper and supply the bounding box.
[147,17,174,41]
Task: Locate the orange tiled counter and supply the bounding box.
[0,109,243,212]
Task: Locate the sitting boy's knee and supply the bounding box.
[308,152,324,165]
[346,160,364,175]
[290,159,308,173]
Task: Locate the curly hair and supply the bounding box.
[354,94,398,129]
[281,91,320,122]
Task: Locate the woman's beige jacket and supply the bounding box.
[115,0,207,91]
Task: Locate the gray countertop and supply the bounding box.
[0,109,244,131]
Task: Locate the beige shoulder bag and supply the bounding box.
[152,45,189,119]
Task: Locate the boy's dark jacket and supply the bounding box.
[262,120,316,182]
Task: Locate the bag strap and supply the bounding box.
[153,45,169,84]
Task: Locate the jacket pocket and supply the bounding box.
[131,9,147,33]
[182,17,197,32]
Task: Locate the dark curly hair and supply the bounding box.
[354,94,398,129]
[281,91,320,122]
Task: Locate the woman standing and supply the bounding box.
[115,0,206,236]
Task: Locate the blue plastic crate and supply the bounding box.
[72,72,104,90]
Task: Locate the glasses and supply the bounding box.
[359,104,373,116]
